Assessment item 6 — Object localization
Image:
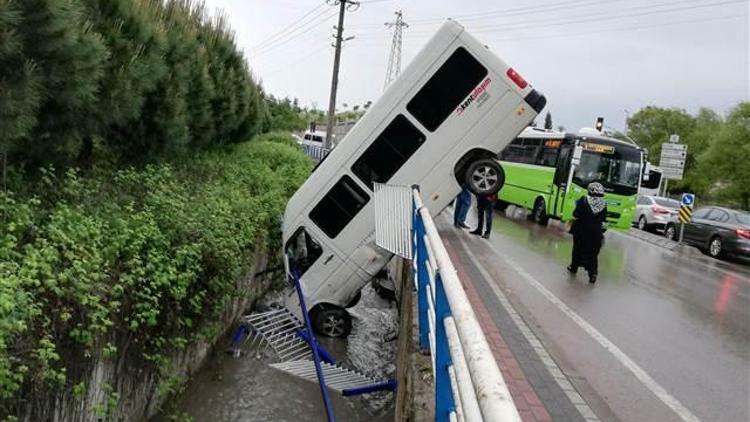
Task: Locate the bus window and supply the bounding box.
[537,139,560,167]
[351,115,426,189]
[406,47,488,132]
[309,175,370,238]
[285,228,323,276]
[499,138,540,164]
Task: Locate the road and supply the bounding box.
[443,206,750,422]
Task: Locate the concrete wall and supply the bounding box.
[16,245,273,422]
[392,258,434,422]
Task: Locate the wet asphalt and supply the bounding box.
[447,206,750,422]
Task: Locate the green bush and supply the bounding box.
[0,136,310,412]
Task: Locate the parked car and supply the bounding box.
[665,206,750,259]
[634,195,680,232]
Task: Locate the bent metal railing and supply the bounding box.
[410,187,521,422]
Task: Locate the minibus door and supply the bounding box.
[284,226,345,301]
[552,144,573,216]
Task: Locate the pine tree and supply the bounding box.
[80,0,167,162]
[544,112,552,130]
[15,0,108,167]
[0,0,41,154]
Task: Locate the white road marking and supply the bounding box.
[464,233,703,422]
[453,233,599,422]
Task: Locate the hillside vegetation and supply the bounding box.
[0,0,311,416]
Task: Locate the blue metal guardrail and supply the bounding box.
[290,267,337,422]
[411,187,521,422]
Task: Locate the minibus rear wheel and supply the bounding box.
[311,305,352,338]
[465,159,505,196]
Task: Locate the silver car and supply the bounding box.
[634,195,680,232]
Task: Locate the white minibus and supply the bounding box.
[282,20,546,337]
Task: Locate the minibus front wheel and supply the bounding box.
[311,304,352,338]
[465,159,505,196]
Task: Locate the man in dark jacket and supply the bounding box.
[470,193,497,239]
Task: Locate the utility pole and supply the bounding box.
[383,10,408,90]
[324,0,359,149]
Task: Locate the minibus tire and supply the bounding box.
[312,305,352,338]
[465,159,505,196]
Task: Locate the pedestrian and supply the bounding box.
[567,182,608,283]
[453,185,472,229]
[470,192,497,239]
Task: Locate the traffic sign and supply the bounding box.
[662,143,687,151]
[669,134,680,144]
[660,142,688,181]
[660,150,687,160]
[661,168,684,178]
[678,193,695,224]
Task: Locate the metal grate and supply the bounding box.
[242,308,312,362]
[270,360,383,394]
[374,183,413,259]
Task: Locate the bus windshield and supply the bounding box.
[573,143,641,195]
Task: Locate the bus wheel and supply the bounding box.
[665,224,677,241]
[312,305,352,338]
[466,159,505,195]
[533,198,549,226]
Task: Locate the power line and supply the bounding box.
[353,0,744,39]
[250,8,338,58]
[467,0,746,32]
[486,13,745,43]
[252,1,327,50]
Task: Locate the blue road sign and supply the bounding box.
[681,193,695,207]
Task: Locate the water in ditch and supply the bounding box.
[158,283,398,422]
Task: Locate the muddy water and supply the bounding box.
[159,284,397,422]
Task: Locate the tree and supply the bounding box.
[557,125,565,132]
[697,103,750,209]
[0,0,40,155]
[544,112,552,130]
[13,0,108,167]
[626,106,695,159]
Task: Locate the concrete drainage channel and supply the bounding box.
[157,282,398,421]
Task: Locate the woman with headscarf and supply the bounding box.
[568,182,607,283]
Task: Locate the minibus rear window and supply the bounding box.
[310,175,370,238]
[352,114,425,189]
[406,47,487,132]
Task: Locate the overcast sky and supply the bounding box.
[204,0,749,131]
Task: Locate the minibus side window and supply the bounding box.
[284,228,323,276]
[351,114,425,189]
[309,175,370,238]
[406,47,488,132]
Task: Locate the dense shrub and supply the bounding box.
[0,134,310,413]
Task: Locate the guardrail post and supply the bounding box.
[434,272,455,421]
[414,202,431,352]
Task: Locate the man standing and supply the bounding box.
[470,193,497,239]
[453,186,472,229]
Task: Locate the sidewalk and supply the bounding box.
[440,226,600,422]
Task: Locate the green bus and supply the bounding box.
[496,127,644,230]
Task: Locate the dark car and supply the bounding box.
[666,206,750,259]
